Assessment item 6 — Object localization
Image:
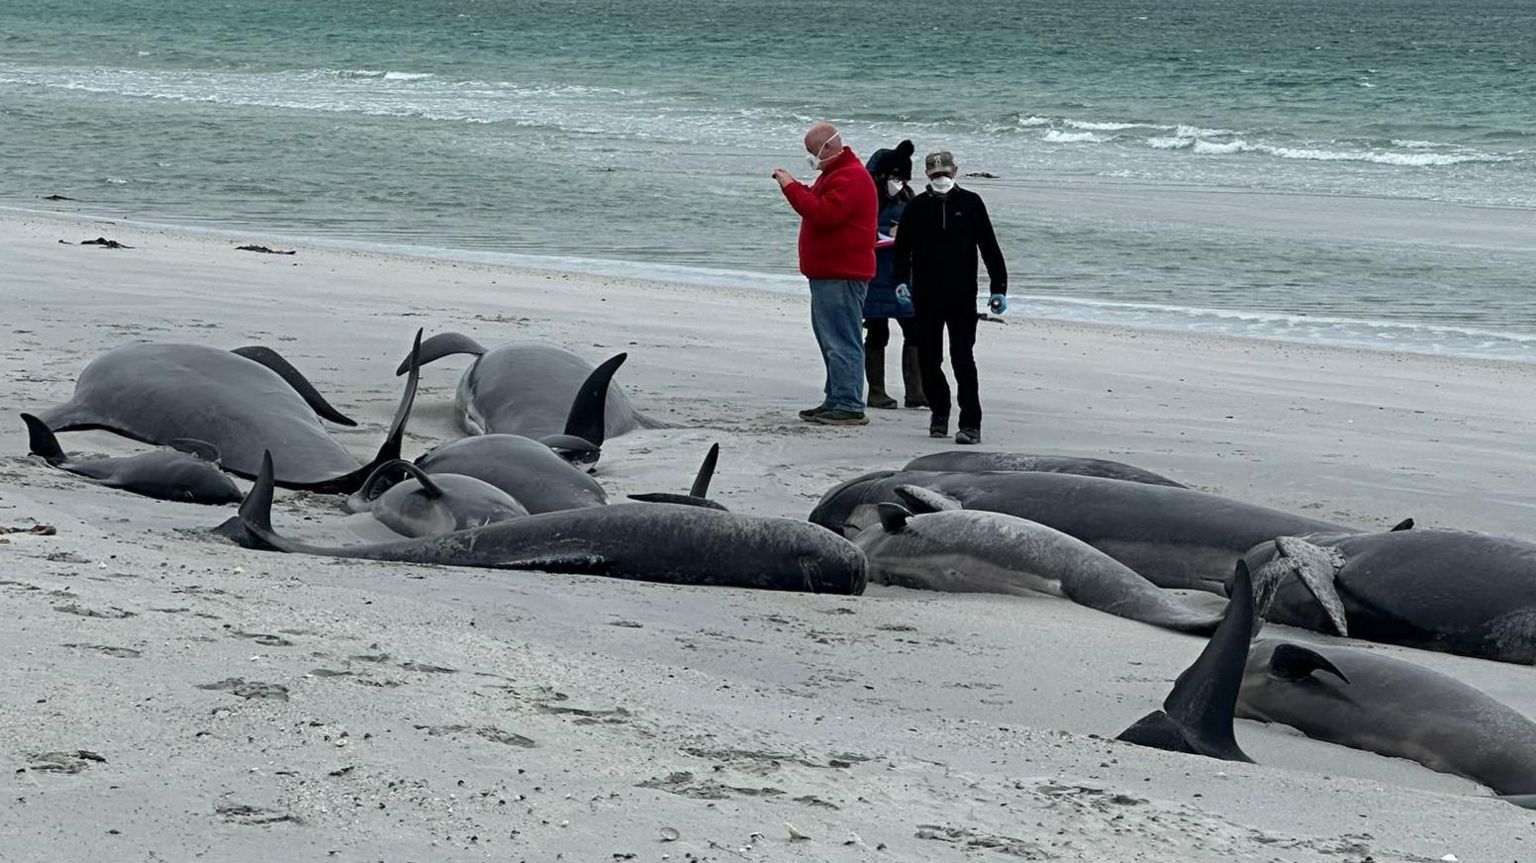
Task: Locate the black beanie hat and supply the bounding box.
[875,139,915,181]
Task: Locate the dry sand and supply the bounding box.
[2,208,1534,861]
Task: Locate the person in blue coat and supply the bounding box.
[862,140,927,409]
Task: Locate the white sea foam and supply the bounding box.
[1062,119,1141,131]
[1043,130,1106,144]
[1145,136,1193,150]
[1192,139,1247,155]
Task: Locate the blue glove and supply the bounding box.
[894,283,911,302]
[988,293,1007,314]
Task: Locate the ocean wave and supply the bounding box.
[1191,139,1246,155]
[1043,130,1106,144]
[1138,134,1511,167]
[1062,119,1142,131]
[332,69,434,80]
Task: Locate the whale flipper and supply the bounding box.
[1266,643,1350,684]
[395,331,488,375]
[358,458,440,504]
[169,438,222,464]
[893,485,962,514]
[877,503,913,533]
[231,345,357,426]
[1116,561,1258,763]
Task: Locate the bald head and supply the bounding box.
[804,122,842,168]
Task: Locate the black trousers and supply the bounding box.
[915,304,980,430]
[863,315,919,351]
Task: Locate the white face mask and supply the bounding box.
[928,176,955,194]
[805,134,841,170]
[886,179,906,197]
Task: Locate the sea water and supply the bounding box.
[2,0,1533,359]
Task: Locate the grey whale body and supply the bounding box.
[1245,528,1536,664]
[903,452,1185,488]
[22,413,240,505]
[810,470,1351,593]
[37,341,410,492]
[234,452,864,594]
[402,333,665,441]
[1239,639,1536,805]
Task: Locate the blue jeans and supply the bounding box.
[808,278,868,413]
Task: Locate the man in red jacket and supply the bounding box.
[773,122,878,426]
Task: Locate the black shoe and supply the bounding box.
[811,409,870,426]
[929,417,949,438]
[955,428,982,445]
[798,405,830,421]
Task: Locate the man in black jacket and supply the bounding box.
[892,150,1008,445]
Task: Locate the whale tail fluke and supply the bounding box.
[1269,536,1350,637]
[1116,559,1259,763]
[20,413,68,465]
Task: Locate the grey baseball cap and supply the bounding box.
[924,150,957,177]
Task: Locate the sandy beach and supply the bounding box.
[3,208,1535,861]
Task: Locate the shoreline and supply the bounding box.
[11,204,1536,367]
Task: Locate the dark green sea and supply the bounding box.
[3,0,1534,358]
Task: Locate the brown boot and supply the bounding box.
[901,343,928,408]
[866,348,898,409]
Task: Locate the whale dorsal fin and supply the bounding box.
[20,413,68,465]
[877,503,913,533]
[626,443,726,510]
[395,331,488,375]
[1159,560,1258,761]
[690,443,720,499]
[562,353,627,449]
[231,345,358,426]
[893,485,961,514]
[1390,518,1414,532]
[1273,536,1350,637]
[1267,643,1350,684]
[170,438,223,464]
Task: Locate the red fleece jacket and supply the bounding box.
[781,148,878,282]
